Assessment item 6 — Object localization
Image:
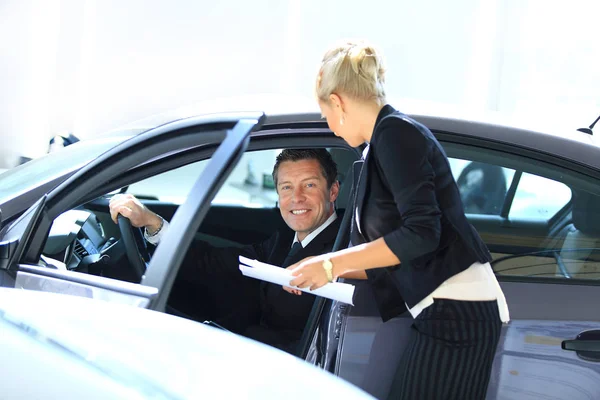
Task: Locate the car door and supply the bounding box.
[0,113,264,310]
[328,127,600,399]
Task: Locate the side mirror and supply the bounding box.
[48,133,80,153]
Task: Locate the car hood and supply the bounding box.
[0,288,372,399]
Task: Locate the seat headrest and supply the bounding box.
[572,190,600,235]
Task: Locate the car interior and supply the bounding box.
[36,145,361,355]
[436,141,600,281]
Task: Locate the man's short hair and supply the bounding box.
[272,148,338,190]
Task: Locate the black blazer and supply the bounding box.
[259,217,341,336]
[352,105,492,321]
[174,217,342,349]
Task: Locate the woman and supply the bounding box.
[287,40,509,399]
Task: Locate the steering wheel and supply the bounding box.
[117,214,151,282]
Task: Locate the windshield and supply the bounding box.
[0,136,130,204]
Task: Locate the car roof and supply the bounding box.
[261,110,600,172]
[125,93,598,165]
[78,94,600,173]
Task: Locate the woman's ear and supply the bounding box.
[329,93,343,111]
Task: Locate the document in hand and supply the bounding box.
[238,256,355,305]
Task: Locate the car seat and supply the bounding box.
[456,161,507,215]
[557,190,600,278]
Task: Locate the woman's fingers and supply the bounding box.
[283,286,302,295]
[289,276,303,287]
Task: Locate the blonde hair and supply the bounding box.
[316,40,387,106]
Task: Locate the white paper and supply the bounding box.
[238,256,355,305]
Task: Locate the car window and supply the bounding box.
[126,147,356,209]
[444,145,600,282]
[126,149,281,207]
[449,158,572,220]
[508,172,572,220]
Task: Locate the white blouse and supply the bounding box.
[407,261,510,323]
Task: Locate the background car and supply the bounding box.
[1,105,600,399]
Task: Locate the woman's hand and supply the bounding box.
[282,256,316,295]
[282,286,302,295]
[287,255,332,291]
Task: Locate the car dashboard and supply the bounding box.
[42,210,118,272]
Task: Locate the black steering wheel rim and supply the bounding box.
[117,214,150,282]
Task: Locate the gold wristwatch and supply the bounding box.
[322,258,334,282]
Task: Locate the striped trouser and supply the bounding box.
[387,299,502,400]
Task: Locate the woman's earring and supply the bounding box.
[340,115,345,126]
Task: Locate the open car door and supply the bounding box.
[0,113,264,309]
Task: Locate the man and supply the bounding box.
[109,149,341,353]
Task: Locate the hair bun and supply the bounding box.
[316,39,387,105]
[347,42,386,84]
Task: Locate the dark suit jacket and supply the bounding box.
[352,105,492,321]
[171,217,341,352]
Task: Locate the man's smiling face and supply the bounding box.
[276,159,339,242]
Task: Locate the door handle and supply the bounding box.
[562,330,600,362]
[561,340,600,352]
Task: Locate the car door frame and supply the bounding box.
[4,113,265,308]
[5,114,364,355]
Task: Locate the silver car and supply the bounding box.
[1,106,599,399]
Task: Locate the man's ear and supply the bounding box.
[329,180,340,203]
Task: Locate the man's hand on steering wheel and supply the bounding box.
[109,193,156,282]
[109,193,161,233]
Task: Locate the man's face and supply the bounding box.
[276,159,339,242]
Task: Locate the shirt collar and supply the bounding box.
[374,104,396,129]
[364,104,396,147]
[292,211,338,248]
[362,145,370,160]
